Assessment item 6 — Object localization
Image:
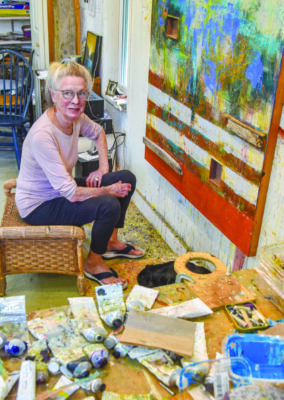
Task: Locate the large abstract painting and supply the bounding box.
[145,0,284,256]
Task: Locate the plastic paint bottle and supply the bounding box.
[4,339,28,357]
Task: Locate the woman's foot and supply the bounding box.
[84,251,127,287]
[107,239,144,257]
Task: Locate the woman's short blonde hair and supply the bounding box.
[45,61,93,106]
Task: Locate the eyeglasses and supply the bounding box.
[54,89,89,101]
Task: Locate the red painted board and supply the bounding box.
[145,147,254,255]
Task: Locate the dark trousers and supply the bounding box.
[23,170,136,254]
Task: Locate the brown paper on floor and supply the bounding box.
[119,310,196,357]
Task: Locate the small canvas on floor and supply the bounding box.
[119,310,197,357]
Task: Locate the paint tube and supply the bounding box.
[35,361,49,384]
[137,349,182,387]
[0,332,7,350]
[126,285,159,312]
[180,322,209,384]
[95,284,126,329]
[3,371,19,398]
[4,338,28,357]
[66,356,92,378]
[0,359,9,399]
[204,352,223,394]
[50,375,80,400]
[68,297,107,339]
[112,343,134,359]
[16,360,36,400]
[48,359,61,375]
[104,334,119,349]
[81,327,107,343]
[83,343,110,369]
[78,376,106,393]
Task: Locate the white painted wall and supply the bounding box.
[81,0,284,270]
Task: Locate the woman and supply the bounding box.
[15,61,144,288]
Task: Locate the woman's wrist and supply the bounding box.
[101,186,109,195]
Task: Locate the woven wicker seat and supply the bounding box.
[0,179,86,296]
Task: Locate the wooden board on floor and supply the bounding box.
[120,310,196,357]
[179,271,255,309]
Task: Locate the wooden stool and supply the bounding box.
[0,179,86,296]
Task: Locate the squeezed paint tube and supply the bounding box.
[68,297,107,337]
[126,285,159,312]
[0,359,9,399]
[16,360,36,400]
[3,371,20,398]
[81,327,107,343]
[67,357,92,379]
[83,343,110,369]
[180,322,209,385]
[95,284,126,329]
[0,332,7,350]
[50,375,80,400]
[112,343,133,359]
[137,349,182,388]
[35,361,49,384]
[104,334,119,349]
[4,338,28,357]
[204,352,223,394]
[48,359,61,375]
[78,375,106,393]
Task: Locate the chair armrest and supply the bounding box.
[0,225,85,241]
[4,179,17,197]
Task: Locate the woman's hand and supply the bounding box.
[108,181,132,197]
[86,168,107,188]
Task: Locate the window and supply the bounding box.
[119,0,130,90]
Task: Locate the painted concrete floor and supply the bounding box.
[0,150,176,313]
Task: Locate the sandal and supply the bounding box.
[102,243,145,260]
[84,267,128,289]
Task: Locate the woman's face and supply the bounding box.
[50,76,88,122]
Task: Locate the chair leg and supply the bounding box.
[77,275,86,295]
[12,126,21,168]
[0,276,6,296]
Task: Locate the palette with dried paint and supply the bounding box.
[225,302,269,332]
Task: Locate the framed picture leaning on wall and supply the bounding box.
[82,31,102,78]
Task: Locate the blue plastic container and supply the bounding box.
[225,334,284,382]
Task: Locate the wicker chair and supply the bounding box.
[0,179,86,296]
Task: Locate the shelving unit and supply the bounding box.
[0,16,31,47]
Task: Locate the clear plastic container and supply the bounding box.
[224,333,284,383]
[178,356,252,394]
[257,243,284,301]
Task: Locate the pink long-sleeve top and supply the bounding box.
[15,111,103,218]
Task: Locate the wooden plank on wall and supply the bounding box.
[74,0,81,55]
[47,0,54,62]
